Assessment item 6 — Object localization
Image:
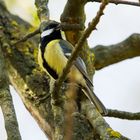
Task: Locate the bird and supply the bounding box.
[38,20,107,115]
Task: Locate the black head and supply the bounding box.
[41,20,61,39]
[40,20,62,53]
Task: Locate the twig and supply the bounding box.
[106,109,140,120]
[53,0,109,99]
[0,46,21,140]
[93,0,140,7]
[12,28,40,46]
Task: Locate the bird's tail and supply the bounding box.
[82,85,107,115]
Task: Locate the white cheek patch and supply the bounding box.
[65,53,71,57]
[41,29,54,38]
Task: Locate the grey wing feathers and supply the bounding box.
[59,40,73,54]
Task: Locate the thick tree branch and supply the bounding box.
[106,109,140,120]
[92,33,140,70]
[0,46,21,140]
[93,0,140,7]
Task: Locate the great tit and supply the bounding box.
[38,20,107,115]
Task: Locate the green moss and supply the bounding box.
[0,25,3,29]
[107,128,121,138]
[11,20,18,27]
[90,52,95,62]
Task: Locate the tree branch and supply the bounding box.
[0,45,21,140]
[93,0,140,7]
[92,33,140,70]
[106,109,140,120]
[60,23,85,31]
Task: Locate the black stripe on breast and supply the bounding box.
[42,58,58,79]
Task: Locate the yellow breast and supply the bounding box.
[44,40,67,76]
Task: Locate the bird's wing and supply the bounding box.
[59,40,93,87]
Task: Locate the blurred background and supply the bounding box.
[0,0,140,139]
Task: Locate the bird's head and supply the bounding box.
[41,20,61,39]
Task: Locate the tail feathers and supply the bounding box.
[82,86,107,115]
